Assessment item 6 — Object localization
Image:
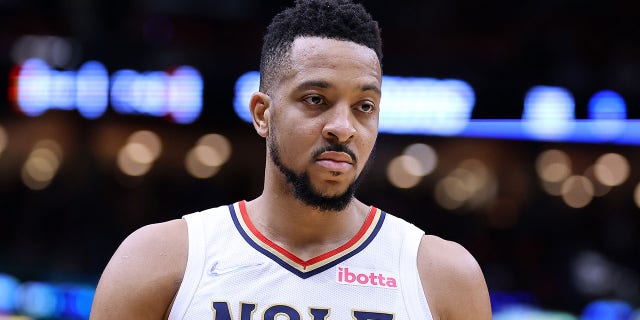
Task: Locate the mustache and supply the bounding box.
[312,144,357,164]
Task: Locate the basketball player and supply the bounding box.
[90,0,492,319]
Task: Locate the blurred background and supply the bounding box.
[1,0,639,319]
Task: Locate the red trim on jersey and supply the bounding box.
[238,200,377,269]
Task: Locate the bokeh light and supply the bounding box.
[536,149,572,196]
[185,133,231,179]
[0,274,92,320]
[402,143,437,176]
[185,149,221,179]
[117,145,152,176]
[0,125,7,156]
[0,274,19,313]
[128,130,162,161]
[634,182,640,209]
[15,282,59,319]
[21,140,63,190]
[116,130,162,177]
[522,86,575,139]
[572,251,614,296]
[435,175,465,210]
[74,60,109,119]
[561,175,594,208]
[386,155,422,189]
[593,153,629,187]
[434,158,496,210]
[536,149,571,183]
[583,166,612,197]
[11,35,75,68]
[195,134,231,167]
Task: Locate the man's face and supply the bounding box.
[266,36,382,211]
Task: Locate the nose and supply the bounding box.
[322,103,356,144]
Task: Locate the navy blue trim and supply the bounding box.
[228,204,386,279]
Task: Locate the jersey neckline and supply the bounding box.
[228,200,386,279]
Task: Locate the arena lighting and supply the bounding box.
[587,90,627,140]
[111,66,203,124]
[15,282,58,318]
[581,300,634,320]
[10,59,203,124]
[522,86,575,139]
[0,274,94,319]
[11,35,78,69]
[493,305,577,320]
[589,90,627,120]
[0,273,19,312]
[0,125,8,156]
[234,73,640,145]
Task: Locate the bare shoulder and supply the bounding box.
[90,219,188,320]
[417,235,492,320]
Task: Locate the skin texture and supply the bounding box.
[90,36,492,319]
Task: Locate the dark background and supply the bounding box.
[0,0,639,318]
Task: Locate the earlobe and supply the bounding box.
[249,92,271,137]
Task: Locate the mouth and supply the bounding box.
[315,151,354,173]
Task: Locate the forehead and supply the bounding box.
[282,36,382,87]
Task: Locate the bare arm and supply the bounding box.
[90,219,188,320]
[418,235,492,320]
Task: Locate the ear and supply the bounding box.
[249,92,271,138]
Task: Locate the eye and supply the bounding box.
[303,95,326,105]
[356,101,375,114]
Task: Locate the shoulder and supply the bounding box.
[123,218,187,249]
[114,219,188,271]
[417,235,492,320]
[90,219,188,319]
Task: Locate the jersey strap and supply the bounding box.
[229,200,386,279]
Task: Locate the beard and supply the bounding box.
[267,132,374,212]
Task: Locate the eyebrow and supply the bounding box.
[296,80,381,95]
[361,84,381,96]
[297,80,331,90]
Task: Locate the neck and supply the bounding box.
[244,184,370,260]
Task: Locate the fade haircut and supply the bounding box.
[259,0,382,94]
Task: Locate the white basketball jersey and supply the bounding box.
[169,201,433,320]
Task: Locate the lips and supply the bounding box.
[315,151,354,172]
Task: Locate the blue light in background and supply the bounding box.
[522,86,575,140]
[136,71,169,117]
[110,66,203,124]
[581,300,633,320]
[12,60,203,124]
[58,284,94,319]
[589,90,627,120]
[493,305,578,320]
[16,58,51,116]
[233,71,259,123]
[16,282,60,319]
[587,90,627,141]
[167,66,203,124]
[379,76,475,136]
[110,69,139,114]
[75,60,109,119]
[50,70,76,110]
[0,274,96,319]
[0,273,19,312]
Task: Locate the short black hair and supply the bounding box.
[259,0,382,93]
